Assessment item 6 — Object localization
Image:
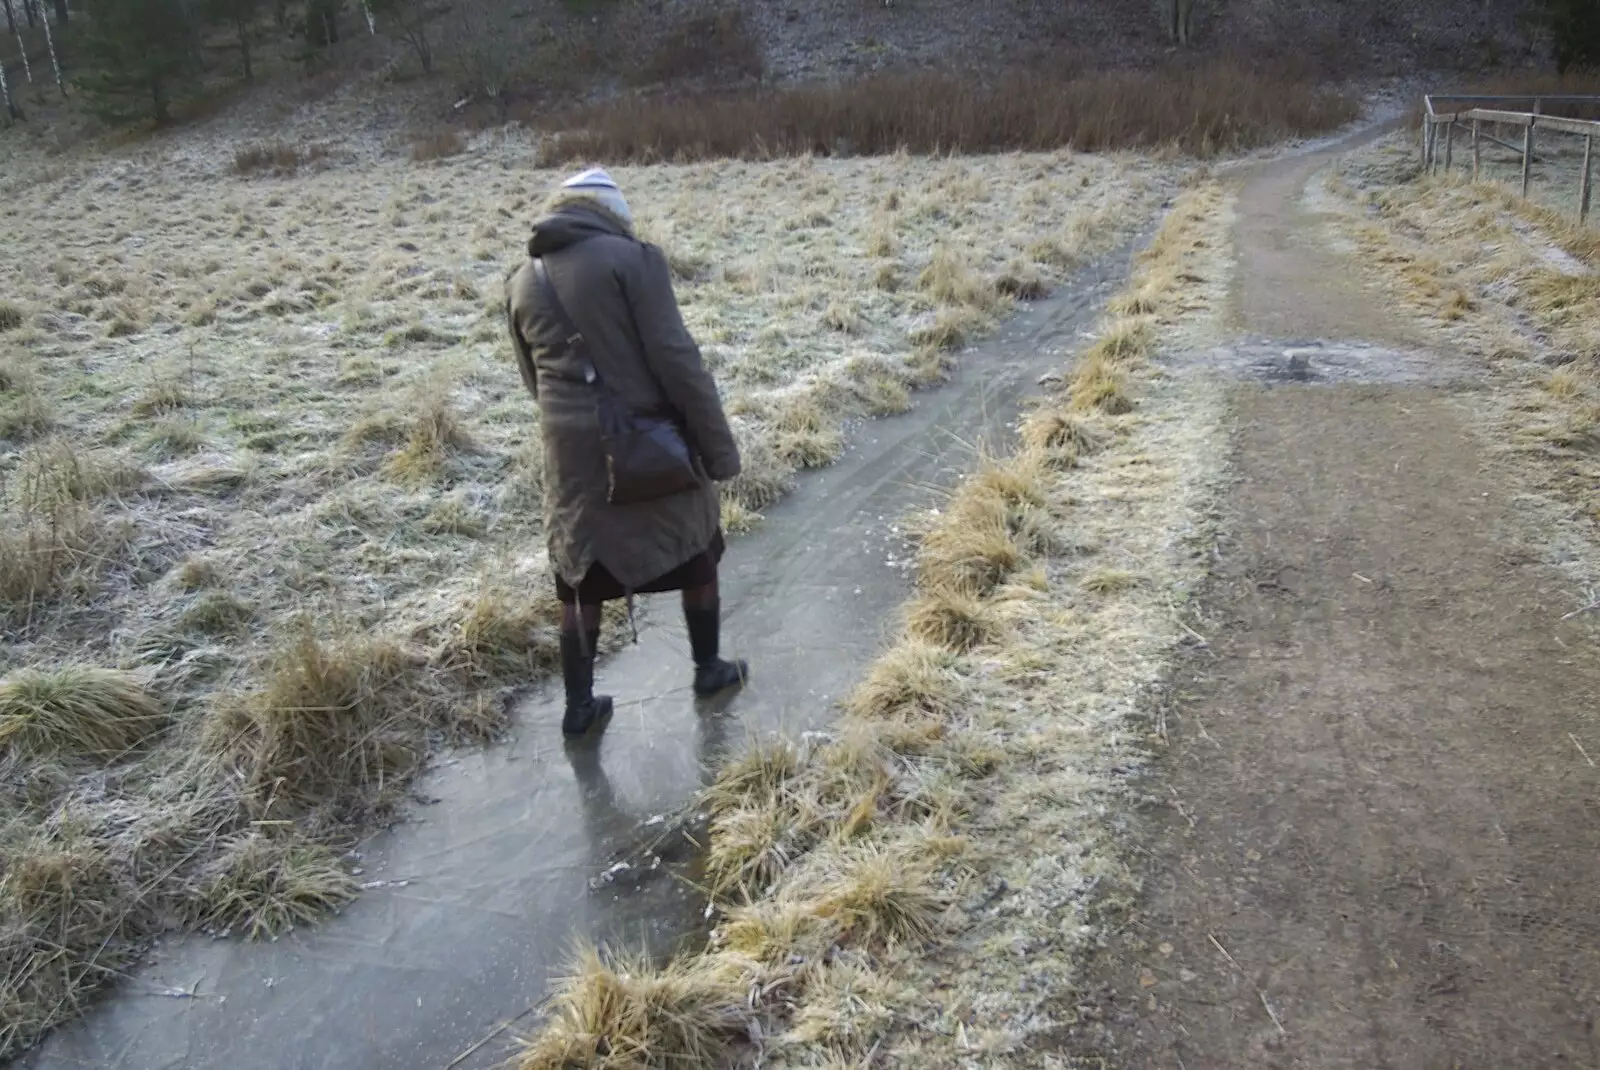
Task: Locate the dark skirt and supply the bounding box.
[556,530,726,605]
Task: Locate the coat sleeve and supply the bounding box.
[624,243,741,482]
[505,286,539,400]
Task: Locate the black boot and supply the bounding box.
[560,629,612,738]
[684,601,749,698]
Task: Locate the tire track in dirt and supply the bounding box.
[1058,130,1600,1067]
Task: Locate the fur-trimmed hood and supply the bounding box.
[527,193,635,259]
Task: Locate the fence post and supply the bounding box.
[1444,120,1454,172]
[1472,118,1481,180]
[1522,121,1534,198]
[1582,134,1594,226]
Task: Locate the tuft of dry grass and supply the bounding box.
[918,246,1002,313]
[1544,366,1589,397]
[22,441,146,503]
[0,387,54,441]
[909,307,985,352]
[0,666,166,761]
[703,738,803,815]
[194,831,358,940]
[905,586,1003,653]
[438,583,562,683]
[1087,315,1156,365]
[0,302,24,332]
[704,791,823,901]
[802,843,946,947]
[722,427,792,515]
[1069,352,1134,414]
[0,829,142,1055]
[785,960,899,1050]
[145,417,206,458]
[382,397,475,484]
[1020,408,1110,467]
[421,496,487,537]
[0,508,97,625]
[995,264,1050,300]
[181,590,256,636]
[846,640,961,720]
[206,628,433,816]
[719,898,840,966]
[771,395,844,470]
[918,479,1026,595]
[1081,568,1140,594]
[176,556,220,591]
[131,379,188,417]
[410,130,468,163]
[233,141,329,176]
[518,946,763,1070]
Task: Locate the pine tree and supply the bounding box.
[75,0,202,124]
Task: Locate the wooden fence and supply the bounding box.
[1421,94,1600,224]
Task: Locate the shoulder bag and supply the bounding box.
[533,258,702,506]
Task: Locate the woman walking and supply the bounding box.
[506,168,748,738]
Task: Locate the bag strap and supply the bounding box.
[533,253,686,433]
[532,257,599,387]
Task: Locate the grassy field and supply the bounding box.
[0,121,1180,1053]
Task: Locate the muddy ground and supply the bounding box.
[1057,128,1600,1066]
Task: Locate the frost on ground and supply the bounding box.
[1324,132,1600,587]
[515,182,1234,1069]
[0,115,1177,1056]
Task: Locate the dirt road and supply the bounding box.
[1064,135,1600,1064]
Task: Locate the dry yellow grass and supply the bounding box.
[515,182,1231,1066]
[0,666,166,760]
[195,831,359,940]
[205,629,434,817]
[518,946,767,1070]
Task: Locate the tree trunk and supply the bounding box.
[20,0,32,28]
[39,0,61,95]
[417,24,430,72]
[15,20,32,83]
[2,0,14,36]
[1169,0,1193,45]
[51,0,63,22]
[0,59,15,121]
[151,72,168,124]
[238,16,252,80]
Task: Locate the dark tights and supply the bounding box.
[559,577,719,633]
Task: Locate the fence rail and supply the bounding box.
[1421,94,1600,224]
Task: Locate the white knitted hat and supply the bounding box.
[560,167,632,226]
